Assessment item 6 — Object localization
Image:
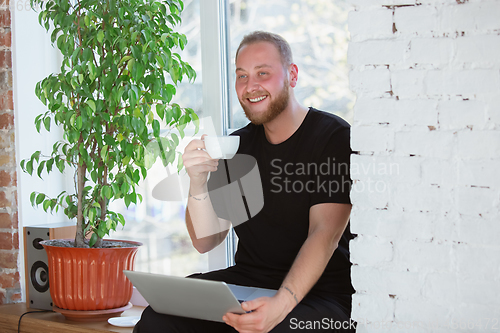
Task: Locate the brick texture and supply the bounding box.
[0,251,17,269]
[0,10,10,28]
[0,211,17,228]
[0,2,19,305]
[348,0,500,330]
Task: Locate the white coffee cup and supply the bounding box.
[204,136,240,159]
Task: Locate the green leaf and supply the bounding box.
[177,152,184,172]
[76,116,83,130]
[88,62,96,81]
[101,145,108,160]
[89,233,98,247]
[91,170,97,183]
[82,48,92,62]
[32,151,41,162]
[126,143,134,157]
[118,55,132,67]
[118,7,125,20]
[37,160,46,178]
[56,159,65,173]
[127,58,135,73]
[122,155,131,165]
[43,199,51,212]
[26,160,33,175]
[128,89,137,108]
[70,113,76,127]
[161,33,169,44]
[106,218,113,231]
[144,150,155,169]
[88,208,95,223]
[171,133,179,147]
[133,169,140,183]
[117,213,125,226]
[35,118,42,133]
[152,119,160,137]
[169,63,180,83]
[87,100,96,112]
[133,108,141,118]
[156,104,166,120]
[121,182,129,195]
[30,192,36,206]
[97,30,104,44]
[103,186,112,200]
[111,183,120,196]
[124,194,131,207]
[56,34,66,51]
[36,193,46,205]
[176,124,185,138]
[84,14,90,27]
[165,84,176,103]
[43,117,51,132]
[191,111,200,134]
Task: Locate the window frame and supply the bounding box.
[200,0,237,270]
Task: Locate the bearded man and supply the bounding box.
[136,31,355,333]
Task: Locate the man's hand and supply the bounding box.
[223,292,295,333]
[182,134,219,190]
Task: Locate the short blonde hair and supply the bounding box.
[235,31,293,69]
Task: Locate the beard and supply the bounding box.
[240,80,290,125]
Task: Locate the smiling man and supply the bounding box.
[235,38,293,126]
[136,31,356,333]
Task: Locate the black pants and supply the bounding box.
[136,266,356,332]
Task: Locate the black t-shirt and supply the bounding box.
[208,108,354,296]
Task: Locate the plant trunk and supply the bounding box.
[93,162,108,249]
[75,155,87,248]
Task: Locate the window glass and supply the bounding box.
[107,0,208,276]
[228,0,354,129]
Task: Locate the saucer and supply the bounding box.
[108,316,140,327]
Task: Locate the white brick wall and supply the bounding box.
[348,0,500,331]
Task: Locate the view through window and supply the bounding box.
[228,0,354,129]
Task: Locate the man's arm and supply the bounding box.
[183,136,231,253]
[185,191,231,253]
[278,202,352,304]
[223,202,352,333]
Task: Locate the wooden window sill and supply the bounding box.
[0,303,145,333]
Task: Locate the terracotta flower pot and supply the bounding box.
[41,239,142,311]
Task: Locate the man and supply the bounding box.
[137,31,355,332]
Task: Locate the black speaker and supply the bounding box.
[24,222,76,310]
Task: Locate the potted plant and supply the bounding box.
[20,0,197,319]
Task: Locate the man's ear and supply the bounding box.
[289,63,299,88]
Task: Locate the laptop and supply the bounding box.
[123,270,278,322]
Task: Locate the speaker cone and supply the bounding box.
[32,237,44,250]
[31,261,49,293]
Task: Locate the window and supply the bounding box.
[227,0,354,129]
